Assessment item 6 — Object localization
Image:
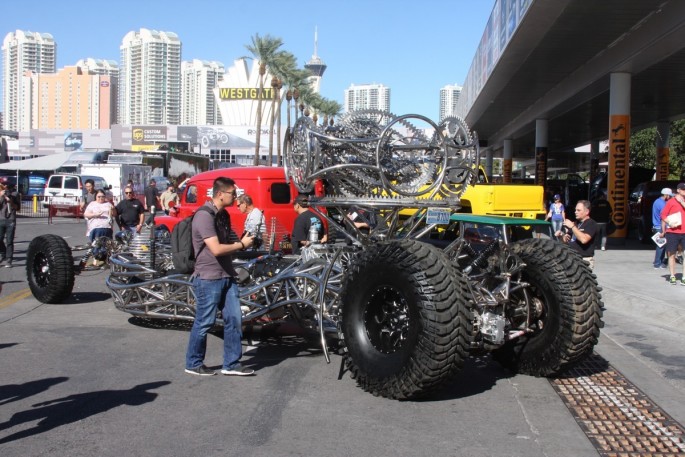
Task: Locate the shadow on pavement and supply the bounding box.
[0,381,170,444]
[53,292,112,305]
[0,376,68,406]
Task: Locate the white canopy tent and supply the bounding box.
[0,151,74,171]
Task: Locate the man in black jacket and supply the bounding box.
[0,183,20,268]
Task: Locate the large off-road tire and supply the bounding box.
[26,234,75,304]
[339,239,472,399]
[493,238,603,376]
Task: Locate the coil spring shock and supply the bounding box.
[465,240,499,274]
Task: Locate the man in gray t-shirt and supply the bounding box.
[185,177,255,377]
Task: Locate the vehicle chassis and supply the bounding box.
[104,111,604,399]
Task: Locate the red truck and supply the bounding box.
[154,167,299,249]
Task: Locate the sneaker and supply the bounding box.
[670,276,677,285]
[3,263,11,268]
[661,264,669,269]
[681,279,685,286]
[184,365,216,376]
[654,265,661,269]
[601,247,606,251]
[220,365,255,376]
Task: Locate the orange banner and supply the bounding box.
[656,147,669,180]
[608,115,630,238]
[535,147,548,186]
[503,159,512,184]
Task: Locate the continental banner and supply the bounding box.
[608,115,630,238]
[503,159,512,184]
[656,147,669,181]
[535,147,547,186]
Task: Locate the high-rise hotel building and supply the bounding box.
[2,30,56,131]
[119,28,181,125]
[27,66,115,129]
[181,59,224,126]
[344,83,390,113]
[439,84,462,122]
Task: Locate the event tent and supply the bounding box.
[0,151,74,171]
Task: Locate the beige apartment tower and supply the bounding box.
[28,66,114,129]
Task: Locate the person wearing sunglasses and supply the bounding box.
[113,187,144,233]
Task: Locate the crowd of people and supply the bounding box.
[545,184,685,279]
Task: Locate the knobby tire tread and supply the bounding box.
[494,238,603,376]
[339,239,472,399]
[26,234,75,304]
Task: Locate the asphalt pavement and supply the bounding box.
[0,217,684,456]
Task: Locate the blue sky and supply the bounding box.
[2,0,494,120]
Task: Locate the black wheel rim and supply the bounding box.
[32,252,51,288]
[363,286,410,354]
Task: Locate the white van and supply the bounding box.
[43,174,111,208]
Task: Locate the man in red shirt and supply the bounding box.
[660,182,685,285]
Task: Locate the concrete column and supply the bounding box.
[485,149,494,182]
[589,140,600,195]
[608,72,631,240]
[656,121,670,180]
[535,119,548,186]
[503,140,513,184]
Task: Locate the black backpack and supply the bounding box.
[171,206,215,274]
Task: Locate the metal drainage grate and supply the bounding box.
[550,353,685,456]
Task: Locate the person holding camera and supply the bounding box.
[555,199,598,270]
[0,183,20,268]
[237,194,265,242]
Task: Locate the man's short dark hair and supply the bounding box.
[85,179,95,186]
[149,179,156,185]
[577,199,591,211]
[212,177,236,197]
[294,194,310,208]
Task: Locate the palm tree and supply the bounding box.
[285,70,313,129]
[245,34,284,165]
[320,99,342,128]
[267,51,299,166]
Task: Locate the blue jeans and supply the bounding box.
[89,227,113,243]
[186,276,243,370]
[0,218,16,263]
[653,227,666,267]
[551,219,563,234]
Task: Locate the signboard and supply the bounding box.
[218,87,275,101]
[132,126,168,144]
[535,147,547,186]
[656,146,669,181]
[426,208,451,225]
[64,132,83,152]
[608,115,630,238]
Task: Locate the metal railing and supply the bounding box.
[16,195,85,222]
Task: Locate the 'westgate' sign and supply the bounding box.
[219,88,275,101]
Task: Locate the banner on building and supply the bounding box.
[132,126,168,144]
[534,147,547,186]
[656,147,669,181]
[218,88,275,101]
[608,115,630,238]
[503,158,512,183]
[64,132,83,152]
